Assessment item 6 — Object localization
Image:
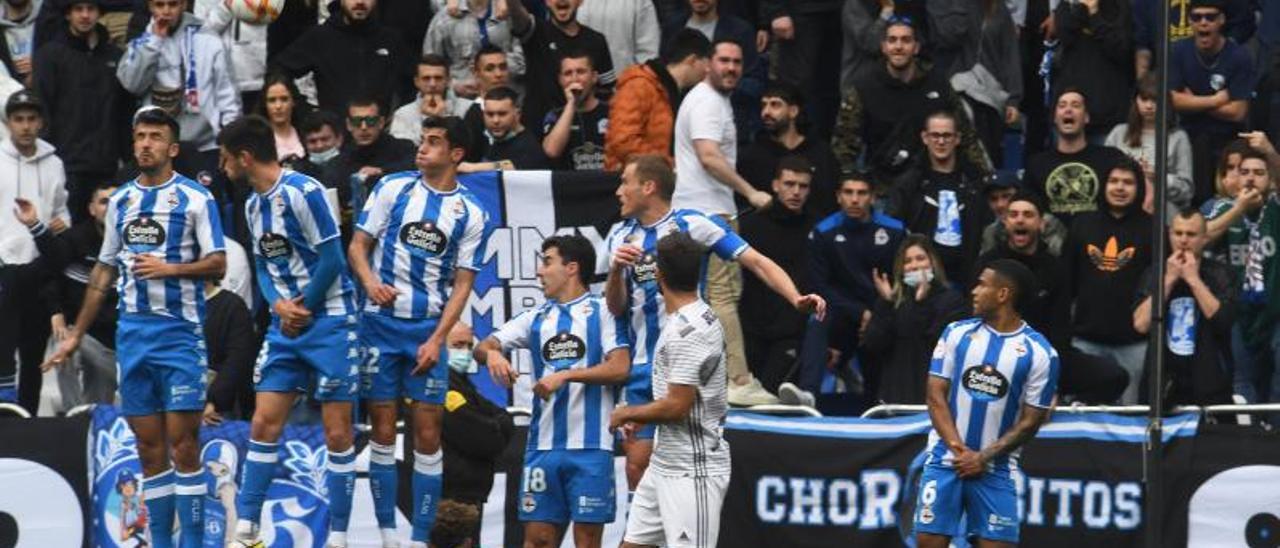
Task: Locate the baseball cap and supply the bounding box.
[5,89,40,117]
[983,169,1021,193]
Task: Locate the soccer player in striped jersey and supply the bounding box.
[216,116,361,548]
[45,107,226,548]
[602,154,824,490]
[475,234,631,548]
[914,259,1060,547]
[348,116,489,548]
[612,232,731,548]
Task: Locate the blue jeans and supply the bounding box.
[1231,323,1280,404]
[1071,338,1148,405]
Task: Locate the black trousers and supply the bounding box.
[0,263,52,413]
[744,331,801,394]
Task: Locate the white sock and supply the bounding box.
[326,530,348,547]
[234,520,259,540]
[380,528,401,548]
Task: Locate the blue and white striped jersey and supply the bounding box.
[244,170,356,316]
[97,173,225,323]
[925,318,1060,472]
[602,208,748,365]
[490,293,629,452]
[356,171,489,319]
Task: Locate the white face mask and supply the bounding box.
[903,269,934,288]
[308,146,339,165]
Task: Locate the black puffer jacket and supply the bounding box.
[32,24,131,175]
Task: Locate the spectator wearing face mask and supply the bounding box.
[439,323,515,542]
[859,235,967,404]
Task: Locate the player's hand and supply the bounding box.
[274,296,312,337]
[533,371,567,400]
[871,268,893,301]
[413,336,442,375]
[792,293,826,322]
[203,403,224,425]
[485,350,518,387]
[41,333,81,372]
[953,447,987,479]
[13,197,39,227]
[608,406,634,432]
[132,254,175,280]
[611,244,644,269]
[365,281,400,307]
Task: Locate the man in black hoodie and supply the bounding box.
[1052,0,1134,138]
[31,0,130,225]
[272,0,415,116]
[1024,88,1129,227]
[332,96,415,217]
[736,81,838,216]
[1061,158,1153,404]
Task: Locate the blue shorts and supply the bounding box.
[254,314,360,402]
[518,449,616,524]
[359,313,448,403]
[913,463,1020,543]
[117,314,208,416]
[623,363,655,440]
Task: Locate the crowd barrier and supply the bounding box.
[2,404,1279,547]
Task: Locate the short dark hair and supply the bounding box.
[762,80,804,107]
[840,170,875,191]
[662,28,712,65]
[1173,207,1207,226]
[1239,147,1270,168]
[133,106,180,142]
[346,94,383,117]
[1054,86,1089,113]
[775,155,814,179]
[711,38,743,57]
[656,232,704,293]
[923,108,957,130]
[421,115,471,154]
[1108,156,1143,183]
[300,110,342,137]
[542,234,597,287]
[483,85,520,106]
[217,115,278,163]
[429,500,480,548]
[557,47,594,71]
[1189,0,1224,13]
[419,53,450,73]
[474,44,506,67]
[627,154,675,201]
[985,259,1037,311]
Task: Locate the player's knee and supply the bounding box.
[413,428,441,454]
[169,434,200,469]
[249,413,284,442]
[324,423,354,450]
[522,534,556,548]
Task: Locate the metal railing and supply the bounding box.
[0,403,32,418]
[860,402,1280,419]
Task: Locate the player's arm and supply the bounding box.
[974,404,1051,465]
[415,268,478,373]
[348,230,399,306]
[738,248,826,319]
[475,335,518,387]
[533,348,631,398]
[611,382,696,426]
[42,262,118,370]
[924,375,967,456]
[604,261,630,317]
[132,250,225,280]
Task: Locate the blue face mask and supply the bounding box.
[447,348,477,374]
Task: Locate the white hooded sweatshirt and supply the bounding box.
[0,137,67,265]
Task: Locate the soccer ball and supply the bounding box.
[225,0,284,24]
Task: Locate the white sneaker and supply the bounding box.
[777,382,816,408]
[727,376,781,406]
[380,528,401,548]
[228,521,263,548]
[408,542,429,548]
[325,531,348,548]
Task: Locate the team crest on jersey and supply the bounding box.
[543,331,586,369]
[123,216,165,252]
[874,228,889,246]
[258,232,293,263]
[165,191,179,208]
[962,365,1010,401]
[631,253,658,284]
[400,221,448,256]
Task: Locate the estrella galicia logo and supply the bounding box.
[123,216,165,252]
[962,365,1009,401]
[258,232,294,263]
[542,332,586,369]
[631,253,658,285]
[399,221,448,256]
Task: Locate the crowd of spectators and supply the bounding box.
[1,0,1280,424]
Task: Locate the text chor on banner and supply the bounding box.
[717,410,1280,548]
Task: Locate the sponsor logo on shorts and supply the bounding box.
[962,365,1010,401]
[521,493,537,513]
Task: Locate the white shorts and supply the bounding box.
[622,470,729,547]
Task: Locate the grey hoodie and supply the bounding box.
[0,0,41,75]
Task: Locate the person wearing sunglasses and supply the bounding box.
[333,95,416,216]
[1170,0,1257,206]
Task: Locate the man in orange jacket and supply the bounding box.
[604,29,711,170]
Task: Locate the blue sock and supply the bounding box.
[236,440,279,526]
[326,446,356,533]
[175,470,206,548]
[142,469,176,548]
[410,450,443,542]
[368,441,398,529]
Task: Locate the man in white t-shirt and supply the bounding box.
[672,38,777,405]
[612,232,732,548]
